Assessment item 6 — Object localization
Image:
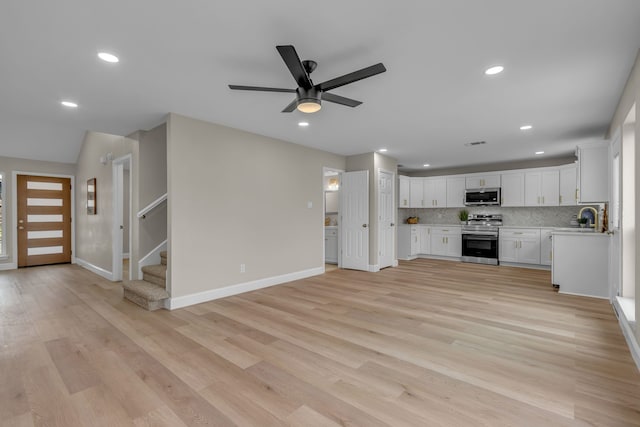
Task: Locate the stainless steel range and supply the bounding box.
[461,214,502,265]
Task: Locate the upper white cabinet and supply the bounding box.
[559,164,577,206]
[466,174,500,189]
[409,178,424,208]
[577,144,609,203]
[398,176,410,208]
[500,172,524,207]
[446,177,466,208]
[423,178,447,208]
[524,170,559,207]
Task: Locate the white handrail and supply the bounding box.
[137,193,167,218]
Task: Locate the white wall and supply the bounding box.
[0,156,75,268]
[607,49,640,342]
[75,132,138,275]
[166,114,345,299]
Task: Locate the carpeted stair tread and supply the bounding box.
[142,264,166,279]
[123,280,169,301]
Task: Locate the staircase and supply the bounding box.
[123,251,169,311]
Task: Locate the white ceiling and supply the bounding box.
[1,1,639,170]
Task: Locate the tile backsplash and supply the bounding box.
[400,205,601,227]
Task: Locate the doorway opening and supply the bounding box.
[112,155,132,281]
[323,168,342,271]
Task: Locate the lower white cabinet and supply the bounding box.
[418,225,431,255]
[540,228,554,266]
[431,226,462,257]
[499,228,541,264]
[398,225,419,259]
[325,227,338,264]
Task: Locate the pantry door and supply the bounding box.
[17,175,72,267]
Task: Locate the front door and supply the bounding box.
[17,175,72,267]
[378,170,394,269]
[341,170,369,271]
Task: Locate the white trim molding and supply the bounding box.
[368,264,380,272]
[0,262,17,271]
[167,266,323,310]
[75,257,114,281]
[614,298,640,372]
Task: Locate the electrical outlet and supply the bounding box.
[240,264,246,273]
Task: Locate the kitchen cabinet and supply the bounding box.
[409,178,424,208]
[500,172,524,207]
[540,228,554,266]
[559,164,578,206]
[446,176,466,208]
[524,170,559,206]
[423,178,447,208]
[418,225,431,255]
[499,228,541,264]
[398,176,410,208]
[325,227,338,264]
[577,144,609,203]
[431,226,462,257]
[397,225,419,260]
[466,174,500,189]
[552,232,609,297]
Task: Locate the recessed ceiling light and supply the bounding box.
[98,52,119,63]
[423,164,430,167]
[535,151,544,155]
[298,121,309,127]
[378,148,388,153]
[520,125,533,130]
[485,65,504,75]
[61,101,78,108]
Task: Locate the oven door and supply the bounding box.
[462,233,498,261]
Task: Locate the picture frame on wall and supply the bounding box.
[87,178,97,214]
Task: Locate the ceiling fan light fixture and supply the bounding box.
[297,100,321,114]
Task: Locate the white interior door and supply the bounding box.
[610,134,621,300]
[378,170,394,269]
[341,170,369,271]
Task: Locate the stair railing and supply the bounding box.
[137,193,167,219]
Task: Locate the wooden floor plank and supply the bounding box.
[0,260,638,426]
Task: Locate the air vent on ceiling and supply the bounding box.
[465,141,486,147]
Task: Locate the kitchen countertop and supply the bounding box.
[400,223,461,227]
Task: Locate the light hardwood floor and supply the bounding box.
[1,259,639,426]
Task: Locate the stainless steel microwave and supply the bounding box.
[464,188,501,206]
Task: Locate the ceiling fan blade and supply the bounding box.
[281,98,298,113]
[276,45,313,90]
[229,85,296,93]
[317,63,386,92]
[321,92,362,108]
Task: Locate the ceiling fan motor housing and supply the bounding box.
[296,87,322,112]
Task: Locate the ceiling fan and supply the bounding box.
[229,45,386,113]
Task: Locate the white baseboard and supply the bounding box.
[557,290,609,300]
[368,264,380,272]
[614,299,640,372]
[75,257,114,281]
[167,266,324,310]
[392,259,399,267]
[0,262,17,271]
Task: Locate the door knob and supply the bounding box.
[390,223,395,227]
[362,224,368,228]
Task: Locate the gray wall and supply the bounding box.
[137,123,168,259]
[75,131,138,274]
[0,156,76,267]
[166,113,346,298]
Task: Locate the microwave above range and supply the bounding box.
[464,188,501,206]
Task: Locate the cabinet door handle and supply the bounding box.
[559,195,562,204]
[542,196,545,204]
[575,189,579,201]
